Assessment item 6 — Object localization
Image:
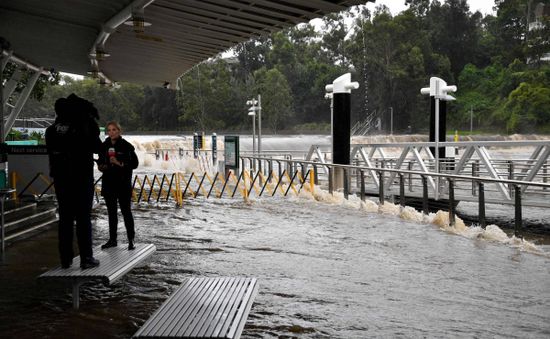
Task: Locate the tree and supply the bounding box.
[253,68,293,133]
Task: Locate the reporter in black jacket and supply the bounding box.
[97,121,139,250]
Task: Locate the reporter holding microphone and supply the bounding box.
[98,121,139,250]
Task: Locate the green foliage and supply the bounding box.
[253,68,293,133]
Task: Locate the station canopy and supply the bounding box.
[0,0,373,87]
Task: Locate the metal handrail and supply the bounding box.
[241,156,550,189]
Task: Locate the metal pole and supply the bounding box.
[258,94,262,156]
[514,185,522,237]
[360,170,365,202]
[422,176,429,215]
[343,169,349,200]
[434,98,440,201]
[478,182,486,228]
[448,179,455,226]
[251,113,256,157]
[378,171,384,205]
[328,167,333,194]
[399,174,405,208]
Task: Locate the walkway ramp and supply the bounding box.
[133,277,258,339]
[39,243,156,309]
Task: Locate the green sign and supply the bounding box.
[224,136,239,169]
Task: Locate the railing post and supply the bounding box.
[328,167,333,195]
[514,184,522,237]
[448,178,455,226]
[343,168,349,200]
[422,176,429,215]
[472,160,479,196]
[508,160,514,197]
[268,159,273,182]
[399,174,405,208]
[478,181,486,228]
[543,162,548,191]
[408,161,413,192]
[378,171,384,205]
[313,164,318,185]
[360,170,365,202]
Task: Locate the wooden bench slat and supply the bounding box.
[133,277,258,339]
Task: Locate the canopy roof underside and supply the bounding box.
[0,0,372,86]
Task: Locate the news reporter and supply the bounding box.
[98,121,139,250]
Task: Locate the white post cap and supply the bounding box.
[326,73,359,94]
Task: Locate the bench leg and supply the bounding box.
[73,281,83,310]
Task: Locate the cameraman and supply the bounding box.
[45,94,102,269]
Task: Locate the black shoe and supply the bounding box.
[101,240,117,249]
[61,260,72,269]
[128,239,135,250]
[80,257,100,269]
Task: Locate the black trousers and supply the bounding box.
[54,176,94,264]
[104,192,135,242]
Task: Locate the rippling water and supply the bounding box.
[1,190,550,338]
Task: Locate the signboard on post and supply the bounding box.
[224,136,239,176]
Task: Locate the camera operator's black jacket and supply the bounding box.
[45,101,102,179]
[98,137,139,197]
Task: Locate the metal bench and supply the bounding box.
[133,277,258,339]
[38,243,156,309]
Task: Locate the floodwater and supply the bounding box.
[1,135,550,338]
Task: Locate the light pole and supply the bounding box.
[248,110,256,156]
[421,77,457,200]
[247,96,261,156]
